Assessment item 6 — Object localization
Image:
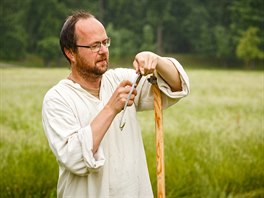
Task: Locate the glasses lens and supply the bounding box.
[102,38,111,47]
[106,38,111,47]
[91,38,111,52]
[90,43,101,52]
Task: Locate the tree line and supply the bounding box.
[1,0,263,67]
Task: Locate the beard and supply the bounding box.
[75,55,109,80]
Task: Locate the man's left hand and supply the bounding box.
[133,51,160,75]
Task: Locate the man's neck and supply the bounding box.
[68,72,102,91]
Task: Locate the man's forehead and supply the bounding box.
[75,18,107,44]
[76,18,105,36]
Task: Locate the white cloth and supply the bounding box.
[42,58,190,198]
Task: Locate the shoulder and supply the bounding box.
[104,68,137,83]
[43,79,79,103]
[43,80,62,101]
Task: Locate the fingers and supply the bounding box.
[133,58,145,75]
[117,81,137,103]
[133,52,159,75]
[107,80,137,114]
[118,80,133,88]
[118,83,137,105]
[117,81,137,109]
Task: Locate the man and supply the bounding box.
[42,11,190,198]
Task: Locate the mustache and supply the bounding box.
[97,55,108,62]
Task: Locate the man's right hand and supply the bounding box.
[90,80,137,154]
[106,80,138,114]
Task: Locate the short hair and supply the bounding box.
[60,11,95,63]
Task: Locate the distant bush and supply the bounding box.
[236,27,264,67]
[37,37,61,67]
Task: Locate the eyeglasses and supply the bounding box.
[75,38,111,53]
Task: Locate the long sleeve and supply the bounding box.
[42,87,105,176]
[134,57,190,111]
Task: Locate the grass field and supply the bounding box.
[0,66,263,197]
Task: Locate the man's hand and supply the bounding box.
[106,80,137,114]
[133,51,159,75]
[133,51,182,92]
[91,80,137,153]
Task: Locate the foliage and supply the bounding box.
[0,0,263,67]
[0,0,28,60]
[229,0,264,56]
[106,23,137,59]
[37,36,61,66]
[1,67,263,197]
[140,25,156,52]
[181,2,213,55]
[213,26,232,59]
[25,0,67,52]
[236,27,264,67]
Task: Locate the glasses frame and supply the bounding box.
[75,38,111,53]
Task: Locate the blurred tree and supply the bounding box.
[229,0,264,59]
[213,25,232,59]
[181,2,213,55]
[106,23,121,58]
[236,27,264,67]
[25,0,67,53]
[144,0,175,54]
[0,0,29,60]
[106,0,145,48]
[57,0,98,14]
[140,25,156,52]
[229,0,263,34]
[106,23,137,59]
[98,0,106,23]
[1,0,263,68]
[162,0,189,53]
[209,0,235,59]
[37,36,61,66]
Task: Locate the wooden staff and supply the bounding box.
[148,75,166,198]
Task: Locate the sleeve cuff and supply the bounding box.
[78,125,105,170]
[155,57,190,98]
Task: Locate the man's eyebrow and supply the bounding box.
[90,38,109,45]
[89,38,105,44]
[90,41,101,45]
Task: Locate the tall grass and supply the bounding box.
[0,68,68,197]
[140,69,264,197]
[0,67,263,197]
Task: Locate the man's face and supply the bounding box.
[73,18,109,79]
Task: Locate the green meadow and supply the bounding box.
[0,66,263,197]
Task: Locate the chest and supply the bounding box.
[66,85,114,128]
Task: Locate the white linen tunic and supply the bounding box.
[42,58,190,198]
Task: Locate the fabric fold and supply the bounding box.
[78,125,105,171]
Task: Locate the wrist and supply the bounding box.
[104,104,118,117]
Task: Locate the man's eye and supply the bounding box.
[91,43,100,48]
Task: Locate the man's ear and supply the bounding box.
[64,48,76,63]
